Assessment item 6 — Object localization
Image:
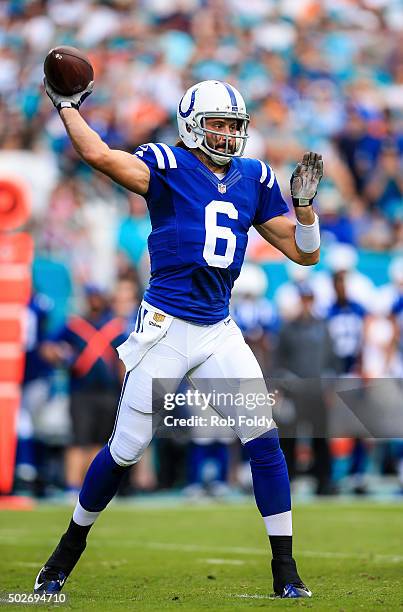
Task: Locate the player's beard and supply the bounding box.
[195,147,232,172]
[202,135,237,170]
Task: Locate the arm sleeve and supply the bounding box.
[253,164,289,226]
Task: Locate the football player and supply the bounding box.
[34,79,323,598]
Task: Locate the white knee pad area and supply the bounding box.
[109,409,153,467]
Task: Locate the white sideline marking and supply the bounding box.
[148,542,263,554]
[201,558,246,566]
[146,542,403,563]
[232,594,272,599]
[3,536,403,564]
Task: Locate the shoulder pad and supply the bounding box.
[237,158,276,188]
[134,143,178,170]
[256,159,276,189]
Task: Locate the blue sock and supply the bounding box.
[244,430,293,561]
[79,445,129,512]
[244,429,291,517]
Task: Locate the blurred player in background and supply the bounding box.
[40,285,126,496]
[111,274,140,338]
[327,271,367,375]
[231,262,279,375]
[34,77,323,599]
[326,271,371,494]
[275,282,339,494]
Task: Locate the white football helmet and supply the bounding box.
[177,80,249,166]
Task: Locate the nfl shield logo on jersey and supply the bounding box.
[218,183,227,194]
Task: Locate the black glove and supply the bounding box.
[290,152,323,207]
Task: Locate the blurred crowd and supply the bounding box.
[1,0,403,499]
[1,0,403,263]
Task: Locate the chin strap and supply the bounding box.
[198,144,231,166]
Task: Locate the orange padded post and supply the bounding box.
[0,385,21,493]
[0,177,32,495]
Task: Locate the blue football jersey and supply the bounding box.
[327,300,366,372]
[135,143,289,324]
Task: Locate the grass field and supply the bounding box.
[1,500,402,610]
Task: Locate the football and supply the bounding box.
[44,46,94,96]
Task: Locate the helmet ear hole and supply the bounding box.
[186,124,192,133]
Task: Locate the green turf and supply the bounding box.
[1,500,402,610]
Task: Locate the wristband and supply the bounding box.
[57,101,79,113]
[292,196,314,207]
[295,213,320,253]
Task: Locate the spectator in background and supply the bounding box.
[41,285,126,497]
[3,0,403,252]
[336,108,381,195]
[362,297,403,379]
[111,273,141,336]
[378,256,403,314]
[274,259,313,319]
[317,186,356,247]
[275,282,340,495]
[327,271,367,375]
[364,143,403,223]
[310,243,375,316]
[326,271,371,494]
[231,263,278,375]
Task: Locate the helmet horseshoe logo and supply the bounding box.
[178,88,198,118]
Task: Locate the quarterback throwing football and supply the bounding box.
[35,78,323,598]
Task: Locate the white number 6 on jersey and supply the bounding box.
[203,200,238,268]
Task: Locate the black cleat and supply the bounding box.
[271,557,312,598]
[34,566,67,594]
[33,531,86,594]
[277,582,312,598]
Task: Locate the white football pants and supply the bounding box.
[109,300,276,466]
